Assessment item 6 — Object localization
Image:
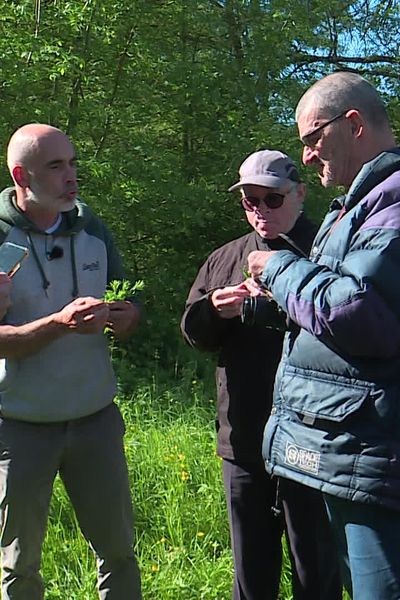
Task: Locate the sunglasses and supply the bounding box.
[240,187,294,212]
[300,110,348,147]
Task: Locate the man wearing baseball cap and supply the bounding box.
[228,149,301,190]
[181,150,341,600]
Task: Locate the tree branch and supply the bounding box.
[293,52,400,66]
[66,1,98,135]
[94,26,136,159]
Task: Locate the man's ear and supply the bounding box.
[347,109,363,138]
[296,182,307,205]
[12,165,29,188]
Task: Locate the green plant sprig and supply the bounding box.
[103,279,145,338]
[104,279,145,302]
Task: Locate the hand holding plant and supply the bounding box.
[104,279,144,338]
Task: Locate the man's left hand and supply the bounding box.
[247,250,276,280]
[107,300,140,338]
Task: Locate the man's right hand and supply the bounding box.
[247,250,276,280]
[211,283,251,319]
[55,297,110,334]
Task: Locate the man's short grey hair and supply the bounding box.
[7,132,39,174]
[295,71,390,128]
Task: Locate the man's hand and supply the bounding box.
[242,277,267,297]
[247,251,277,280]
[0,273,11,320]
[0,296,110,360]
[106,300,140,338]
[211,283,250,319]
[55,297,110,334]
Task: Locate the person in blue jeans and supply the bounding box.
[248,71,400,600]
[181,149,342,600]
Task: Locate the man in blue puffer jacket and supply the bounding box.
[248,71,400,600]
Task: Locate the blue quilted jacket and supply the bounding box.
[261,149,400,509]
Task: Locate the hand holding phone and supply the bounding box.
[0,242,29,277]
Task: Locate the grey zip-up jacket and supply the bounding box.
[0,187,125,422]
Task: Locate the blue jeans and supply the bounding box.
[324,494,400,600]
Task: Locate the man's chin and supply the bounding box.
[60,199,77,213]
[319,169,338,188]
[256,227,278,240]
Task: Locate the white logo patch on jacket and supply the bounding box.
[284,441,320,475]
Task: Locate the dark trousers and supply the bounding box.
[222,459,342,600]
[0,403,142,600]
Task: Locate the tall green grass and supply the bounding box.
[41,367,346,599]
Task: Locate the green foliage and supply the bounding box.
[41,371,232,598]
[104,279,145,302]
[0,0,399,365]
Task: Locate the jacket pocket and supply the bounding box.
[280,369,370,423]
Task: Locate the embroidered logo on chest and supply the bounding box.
[82,260,100,271]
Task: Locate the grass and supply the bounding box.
[124,375,232,599]
[40,364,347,599]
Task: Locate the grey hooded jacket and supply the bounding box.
[0,187,125,422]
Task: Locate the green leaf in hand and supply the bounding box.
[103,279,144,336]
[104,279,144,302]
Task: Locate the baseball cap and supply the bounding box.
[228,149,300,192]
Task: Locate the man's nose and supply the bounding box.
[254,201,270,215]
[302,145,317,166]
[66,165,77,183]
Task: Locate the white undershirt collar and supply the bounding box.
[45,214,62,235]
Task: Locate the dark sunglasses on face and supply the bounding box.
[240,189,292,211]
[300,110,348,147]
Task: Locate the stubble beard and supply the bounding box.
[26,189,76,213]
[319,163,338,188]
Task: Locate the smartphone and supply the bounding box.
[0,242,29,277]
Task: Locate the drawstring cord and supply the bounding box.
[26,231,79,298]
[70,235,78,298]
[26,231,50,294]
[271,477,282,518]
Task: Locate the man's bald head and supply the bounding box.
[296,72,396,190]
[5,123,78,222]
[7,124,67,178]
[295,71,391,130]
